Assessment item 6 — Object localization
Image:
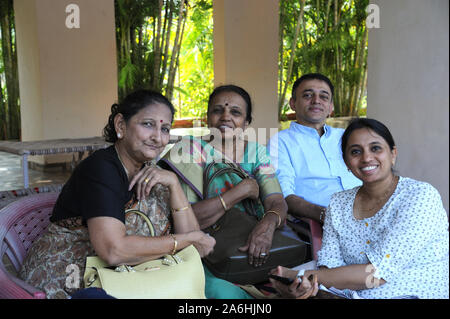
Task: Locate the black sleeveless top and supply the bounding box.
[50,146,133,225]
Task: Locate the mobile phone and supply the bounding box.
[268,274,295,285]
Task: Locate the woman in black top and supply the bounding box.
[19,90,215,298]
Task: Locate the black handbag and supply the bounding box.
[202,161,309,285]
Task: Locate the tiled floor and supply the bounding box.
[0,151,71,192]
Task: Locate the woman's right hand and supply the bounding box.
[188,231,216,258]
[237,178,260,201]
[129,165,179,200]
[269,266,319,299]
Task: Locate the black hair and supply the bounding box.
[207,85,253,124]
[291,73,334,100]
[103,89,175,143]
[341,118,396,157]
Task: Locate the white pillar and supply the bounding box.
[367,0,449,212]
[14,0,117,165]
[213,0,279,143]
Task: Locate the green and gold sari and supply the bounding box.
[159,135,283,299]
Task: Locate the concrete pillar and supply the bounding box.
[14,0,117,165]
[367,0,449,211]
[213,0,279,143]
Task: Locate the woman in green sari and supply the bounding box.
[159,85,288,298]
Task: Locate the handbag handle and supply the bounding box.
[203,161,258,218]
[125,207,156,237]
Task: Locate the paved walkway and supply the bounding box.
[0,151,70,192]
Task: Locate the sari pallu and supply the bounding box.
[159,136,309,285]
[159,135,283,213]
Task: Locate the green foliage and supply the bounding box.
[115,0,161,100]
[279,0,369,118]
[2,0,369,138]
[115,0,368,121]
[118,59,139,90]
[114,0,213,120]
[174,0,213,119]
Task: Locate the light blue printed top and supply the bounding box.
[267,121,361,207]
[317,177,449,299]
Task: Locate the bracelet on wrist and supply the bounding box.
[169,234,178,255]
[263,210,282,228]
[171,205,190,215]
[218,194,228,211]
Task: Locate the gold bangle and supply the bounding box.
[169,234,177,255]
[263,210,282,228]
[171,205,190,214]
[218,194,228,211]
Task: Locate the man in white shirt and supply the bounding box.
[268,73,361,224]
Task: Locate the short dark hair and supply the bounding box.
[103,89,175,143]
[207,85,253,124]
[291,73,334,100]
[341,118,396,158]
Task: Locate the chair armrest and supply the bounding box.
[308,219,323,260]
[0,266,46,299]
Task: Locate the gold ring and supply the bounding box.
[144,178,150,184]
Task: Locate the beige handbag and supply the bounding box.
[83,209,206,299]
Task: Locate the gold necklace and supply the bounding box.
[355,175,398,217]
[115,145,129,178]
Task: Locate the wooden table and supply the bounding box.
[0,137,110,188]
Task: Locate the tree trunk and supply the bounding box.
[333,0,343,116]
[166,0,186,101]
[350,25,367,116]
[152,0,164,91]
[278,2,285,120]
[278,0,305,119]
[319,0,331,72]
[348,25,361,114]
[160,0,174,89]
[301,1,309,73]
[355,39,368,116]
[0,76,7,139]
[0,0,20,140]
